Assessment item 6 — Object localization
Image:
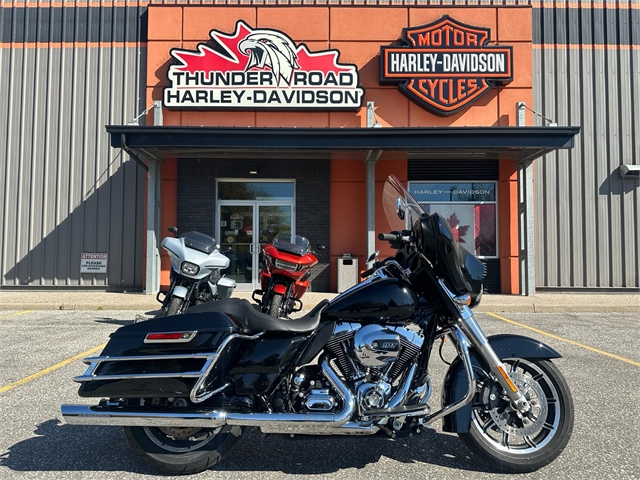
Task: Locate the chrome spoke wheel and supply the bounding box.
[471,359,560,453]
[459,358,573,472]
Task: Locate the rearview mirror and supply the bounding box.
[366,250,379,263]
[396,197,406,221]
[168,227,179,237]
[317,244,326,251]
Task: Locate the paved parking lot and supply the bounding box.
[0,309,639,479]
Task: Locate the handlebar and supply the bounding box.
[360,258,411,280]
[378,233,399,242]
[360,261,383,279]
[378,231,413,248]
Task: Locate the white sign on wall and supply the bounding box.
[81,253,108,273]
[164,21,364,110]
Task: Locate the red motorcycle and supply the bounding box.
[252,233,325,317]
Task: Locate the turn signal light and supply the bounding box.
[144,331,197,343]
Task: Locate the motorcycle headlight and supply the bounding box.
[181,261,200,276]
[275,259,300,272]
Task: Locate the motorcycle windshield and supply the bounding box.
[382,175,485,298]
[182,231,217,254]
[272,234,310,256]
[382,174,426,233]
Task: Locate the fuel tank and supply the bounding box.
[322,277,418,324]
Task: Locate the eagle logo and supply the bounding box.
[239,31,300,86]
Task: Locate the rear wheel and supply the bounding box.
[268,293,284,317]
[124,425,243,474]
[164,296,183,317]
[458,358,574,473]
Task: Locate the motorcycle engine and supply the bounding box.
[288,366,339,413]
[326,323,423,413]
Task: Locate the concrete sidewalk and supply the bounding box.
[0,289,638,313]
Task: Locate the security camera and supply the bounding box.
[619,165,640,179]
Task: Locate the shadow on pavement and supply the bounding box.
[94,318,135,326]
[0,419,154,474]
[0,419,494,475]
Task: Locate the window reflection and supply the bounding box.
[411,182,497,258]
[218,182,294,201]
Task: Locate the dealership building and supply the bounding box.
[0,0,638,295]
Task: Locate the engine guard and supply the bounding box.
[441,334,561,433]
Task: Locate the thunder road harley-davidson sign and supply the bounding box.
[380,16,513,116]
[164,21,364,110]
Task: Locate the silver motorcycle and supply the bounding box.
[159,228,236,316]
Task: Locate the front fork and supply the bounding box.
[439,280,531,414]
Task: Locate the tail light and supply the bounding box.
[144,331,197,343]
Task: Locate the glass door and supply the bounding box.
[257,205,293,284]
[218,203,294,291]
[217,180,295,291]
[218,205,255,288]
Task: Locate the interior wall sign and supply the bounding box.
[380,16,513,116]
[164,20,364,110]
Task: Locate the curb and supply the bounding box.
[1,302,637,313]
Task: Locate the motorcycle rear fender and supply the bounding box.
[441,334,562,433]
[172,285,188,299]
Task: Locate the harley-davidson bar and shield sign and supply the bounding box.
[164,21,364,110]
[380,16,513,116]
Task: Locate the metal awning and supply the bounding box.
[107,125,579,164]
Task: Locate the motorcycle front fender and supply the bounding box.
[172,286,189,299]
[441,334,562,434]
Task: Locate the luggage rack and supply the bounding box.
[74,332,262,403]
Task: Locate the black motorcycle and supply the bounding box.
[62,175,573,474]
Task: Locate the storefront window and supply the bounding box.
[409,182,497,258]
[218,182,294,201]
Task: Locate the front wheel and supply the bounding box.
[268,293,284,317]
[458,358,574,473]
[164,296,183,317]
[124,425,243,474]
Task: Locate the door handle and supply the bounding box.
[249,243,255,255]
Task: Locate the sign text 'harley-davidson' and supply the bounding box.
[380,16,513,116]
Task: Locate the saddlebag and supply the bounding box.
[76,311,245,399]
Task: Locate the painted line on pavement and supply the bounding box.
[0,343,106,394]
[486,311,640,368]
[0,310,34,319]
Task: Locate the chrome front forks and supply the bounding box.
[439,280,531,413]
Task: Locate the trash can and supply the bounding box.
[337,254,358,293]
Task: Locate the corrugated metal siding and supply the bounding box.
[0,4,147,287]
[533,2,640,288]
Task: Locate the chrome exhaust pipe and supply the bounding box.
[62,359,355,434]
[234,358,355,434]
[61,405,227,428]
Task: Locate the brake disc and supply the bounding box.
[489,371,548,437]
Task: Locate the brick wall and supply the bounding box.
[177,158,331,292]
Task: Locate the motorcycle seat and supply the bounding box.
[185,298,330,334]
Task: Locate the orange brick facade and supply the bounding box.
[146,5,533,293]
